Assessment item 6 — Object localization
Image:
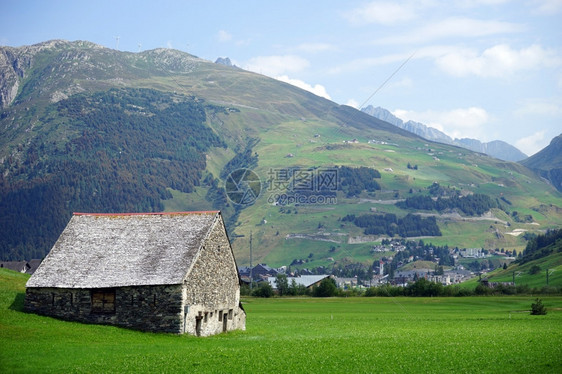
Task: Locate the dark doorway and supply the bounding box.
[196,316,202,336]
[222,314,228,332]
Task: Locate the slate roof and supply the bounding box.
[27,211,221,289]
[0,261,30,273]
[27,259,42,274]
[0,260,42,274]
[267,275,329,289]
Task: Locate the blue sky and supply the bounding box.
[1,0,561,155]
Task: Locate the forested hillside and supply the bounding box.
[0,88,224,259]
[516,229,562,265]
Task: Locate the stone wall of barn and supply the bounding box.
[182,216,246,336]
[25,284,184,333]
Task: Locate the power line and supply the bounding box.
[358,51,416,110]
[319,50,416,146]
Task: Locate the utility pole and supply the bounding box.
[546,268,549,286]
[512,271,515,286]
[249,232,253,291]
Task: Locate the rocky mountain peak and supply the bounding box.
[362,105,527,162]
[215,57,233,67]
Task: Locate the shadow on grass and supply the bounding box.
[9,292,25,312]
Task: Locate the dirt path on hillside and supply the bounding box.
[416,211,507,225]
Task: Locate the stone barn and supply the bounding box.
[25,211,246,336]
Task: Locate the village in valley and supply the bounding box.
[236,238,516,293]
[4,237,514,298]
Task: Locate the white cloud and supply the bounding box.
[327,52,413,75]
[532,0,562,14]
[217,30,232,42]
[515,98,562,117]
[275,75,331,100]
[456,0,511,7]
[435,44,561,78]
[346,99,359,108]
[245,55,310,77]
[377,17,523,44]
[515,130,547,155]
[344,1,418,25]
[392,107,490,139]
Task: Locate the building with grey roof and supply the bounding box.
[267,275,329,290]
[1,261,30,273]
[0,259,42,274]
[25,211,245,336]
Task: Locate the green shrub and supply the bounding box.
[475,283,492,295]
[252,282,274,298]
[313,278,337,297]
[530,298,547,315]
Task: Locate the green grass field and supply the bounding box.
[1,269,561,373]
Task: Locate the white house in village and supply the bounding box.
[25,211,245,336]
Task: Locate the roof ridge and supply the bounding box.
[28,211,222,288]
[73,211,220,216]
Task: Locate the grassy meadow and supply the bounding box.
[1,269,561,373]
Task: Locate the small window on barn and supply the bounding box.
[91,289,116,314]
[204,312,208,322]
[228,309,233,320]
[218,311,223,321]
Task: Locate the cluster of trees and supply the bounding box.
[242,276,338,298]
[332,262,371,280]
[219,138,259,179]
[465,260,492,272]
[396,193,500,216]
[474,283,561,296]
[365,279,561,297]
[338,166,381,197]
[1,88,225,260]
[343,213,441,237]
[428,182,458,197]
[383,241,455,278]
[511,211,534,223]
[269,165,381,204]
[267,167,337,205]
[516,229,562,265]
[243,277,561,298]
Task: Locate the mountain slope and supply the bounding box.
[520,134,562,192]
[362,105,527,162]
[477,229,562,288]
[1,40,561,267]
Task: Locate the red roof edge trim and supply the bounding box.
[73,211,220,217]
